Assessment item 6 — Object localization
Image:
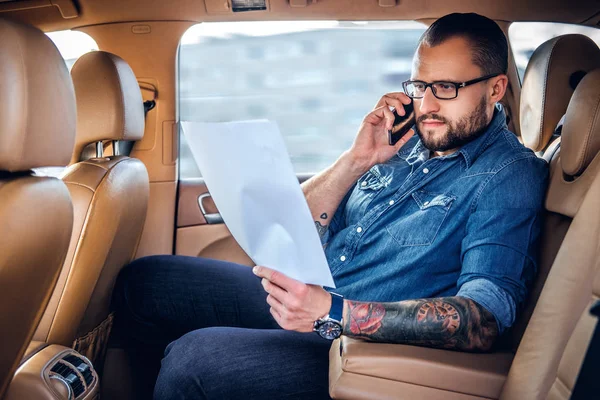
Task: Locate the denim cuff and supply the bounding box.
[457,278,517,335]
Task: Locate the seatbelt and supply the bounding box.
[542,114,565,163]
[143,100,155,116]
[570,300,600,400]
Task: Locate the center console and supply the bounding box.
[5,342,98,400]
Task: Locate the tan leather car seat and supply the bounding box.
[501,69,600,399]
[503,34,600,351]
[520,34,600,153]
[32,51,150,367]
[0,19,76,398]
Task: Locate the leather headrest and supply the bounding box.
[520,34,600,152]
[70,51,144,163]
[561,69,600,177]
[0,19,76,172]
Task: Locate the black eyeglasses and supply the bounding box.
[402,73,500,100]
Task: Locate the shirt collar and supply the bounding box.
[405,103,507,169]
[458,104,506,168]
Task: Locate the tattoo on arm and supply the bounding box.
[315,213,329,237]
[343,297,498,352]
[315,221,328,237]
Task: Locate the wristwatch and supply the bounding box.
[313,292,344,340]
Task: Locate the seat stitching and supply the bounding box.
[575,92,600,174]
[554,374,572,397]
[80,160,110,171]
[15,27,28,169]
[64,181,96,192]
[107,54,127,140]
[538,38,560,151]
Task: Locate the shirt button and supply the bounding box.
[361,181,367,187]
[389,200,395,205]
[340,255,346,262]
[356,227,362,233]
[423,168,429,174]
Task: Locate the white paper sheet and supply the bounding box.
[181,120,335,288]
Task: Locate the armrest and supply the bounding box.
[329,337,514,400]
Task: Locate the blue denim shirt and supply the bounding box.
[323,105,548,333]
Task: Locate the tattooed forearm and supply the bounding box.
[343,297,498,352]
[315,221,328,237]
[315,213,329,237]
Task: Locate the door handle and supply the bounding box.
[197,192,223,224]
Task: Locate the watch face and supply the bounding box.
[318,321,342,340]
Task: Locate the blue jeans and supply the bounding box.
[111,255,332,400]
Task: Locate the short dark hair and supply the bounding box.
[419,13,508,75]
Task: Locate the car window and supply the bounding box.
[509,22,600,83]
[46,30,98,71]
[178,21,426,177]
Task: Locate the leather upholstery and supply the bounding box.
[70,51,145,164]
[499,65,600,400]
[33,157,149,346]
[520,34,600,152]
[0,18,76,172]
[0,178,73,399]
[501,72,600,351]
[544,70,600,219]
[33,52,150,360]
[500,209,571,352]
[20,341,48,366]
[501,147,600,398]
[561,69,600,177]
[0,18,74,400]
[329,338,514,399]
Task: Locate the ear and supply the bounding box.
[489,74,508,102]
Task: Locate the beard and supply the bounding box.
[415,97,489,152]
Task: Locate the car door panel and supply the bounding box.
[176,174,313,265]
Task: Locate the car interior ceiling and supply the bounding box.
[1,0,600,400]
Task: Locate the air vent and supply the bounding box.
[49,353,96,398]
[63,354,94,386]
[51,361,84,397]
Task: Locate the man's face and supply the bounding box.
[411,36,496,153]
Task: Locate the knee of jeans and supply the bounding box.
[162,330,214,371]
[111,261,139,316]
[155,331,213,399]
[111,256,160,327]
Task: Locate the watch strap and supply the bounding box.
[329,292,344,322]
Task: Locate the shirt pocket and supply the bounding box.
[385,190,456,246]
[357,171,387,192]
[347,171,388,222]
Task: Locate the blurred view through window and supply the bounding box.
[509,22,600,82]
[178,21,426,177]
[45,30,98,70]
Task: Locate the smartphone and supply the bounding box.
[388,100,415,146]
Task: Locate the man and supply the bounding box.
[111,13,548,400]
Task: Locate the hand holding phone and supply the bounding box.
[388,100,415,146]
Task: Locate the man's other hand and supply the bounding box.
[347,92,415,172]
[253,266,331,332]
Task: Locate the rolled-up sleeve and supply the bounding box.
[457,156,548,334]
